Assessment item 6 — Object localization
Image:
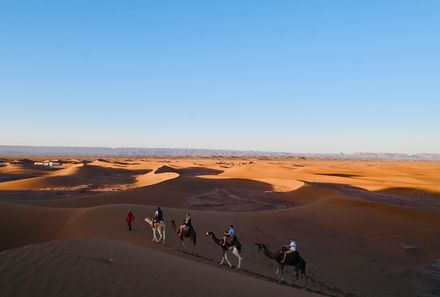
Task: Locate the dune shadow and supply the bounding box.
[1,170,298,211]
[5,164,439,211]
[136,174,289,211]
[97,158,131,166]
[0,174,39,183]
[155,165,223,176]
[0,164,153,201]
[0,165,363,211]
[316,173,361,178]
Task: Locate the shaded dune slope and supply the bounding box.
[2,195,440,297]
[0,239,321,297]
[23,176,312,211]
[0,164,151,191]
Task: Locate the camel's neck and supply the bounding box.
[170,221,178,233]
[209,233,222,246]
[262,245,278,260]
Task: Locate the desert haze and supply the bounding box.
[0,157,440,297]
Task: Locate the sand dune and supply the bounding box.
[0,163,150,193]
[0,201,72,251]
[0,239,322,297]
[135,169,180,187]
[0,161,69,183]
[1,158,440,297]
[26,175,295,211]
[195,160,440,196]
[0,163,83,190]
[2,198,440,297]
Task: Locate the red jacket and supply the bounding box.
[126,211,134,224]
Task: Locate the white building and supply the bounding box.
[34,160,62,167]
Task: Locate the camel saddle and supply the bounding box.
[225,236,234,246]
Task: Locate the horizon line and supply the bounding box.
[0,144,439,157]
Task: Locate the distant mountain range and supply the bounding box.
[0,145,439,161]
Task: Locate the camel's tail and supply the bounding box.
[234,238,242,253]
[192,229,197,245]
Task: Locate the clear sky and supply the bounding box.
[1,1,439,154]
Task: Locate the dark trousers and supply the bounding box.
[128,223,132,231]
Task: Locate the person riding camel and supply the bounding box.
[222,224,236,246]
[281,236,297,263]
[177,213,192,236]
[153,207,163,225]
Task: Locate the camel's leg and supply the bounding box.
[232,247,242,270]
[151,228,157,242]
[278,265,285,282]
[181,238,186,250]
[220,253,225,265]
[156,229,161,243]
[276,266,281,282]
[162,227,166,245]
[291,266,299,286]
[192,244,197,255]
[156,228,162,243]
[224,252,232,268]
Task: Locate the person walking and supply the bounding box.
[126,210,135,231]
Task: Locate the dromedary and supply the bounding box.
[170,220,197,254]
[145,217,166,245]
[206,231,242,269]
[256,243,307,288]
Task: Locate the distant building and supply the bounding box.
[34,160,62,167]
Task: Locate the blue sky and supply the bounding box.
[1,1,439,153]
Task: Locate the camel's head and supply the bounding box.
[145,217,152,225]
[255,243,264,251]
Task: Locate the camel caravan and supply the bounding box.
[135,207,307,288]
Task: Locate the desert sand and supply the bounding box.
[1,157,440,297]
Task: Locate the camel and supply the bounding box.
[256,243,307,288]
[206,231,242,269]
[170,220,197,254]
[145,217,166,245]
